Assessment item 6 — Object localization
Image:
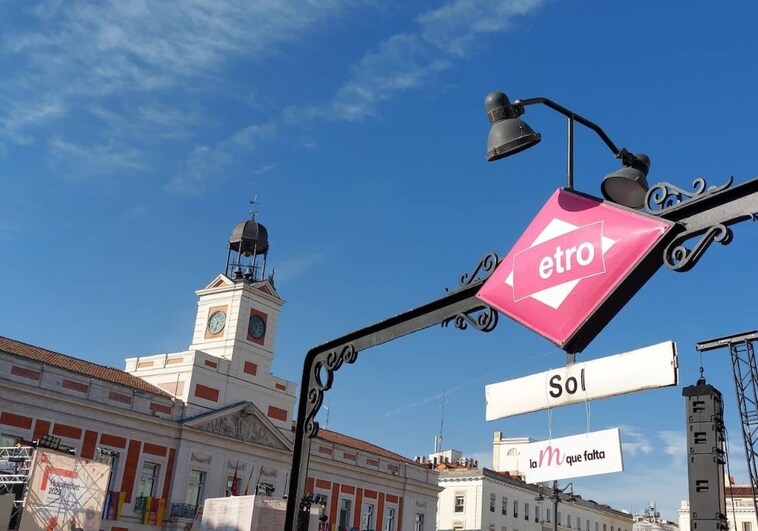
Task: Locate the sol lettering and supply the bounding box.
[548,368,586,398]
[512,221,607,301]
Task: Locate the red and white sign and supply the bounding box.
[523,428,624,484]
[19,451,110,531]
[477,189,674,352]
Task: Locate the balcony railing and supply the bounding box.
[134,496,148,513]
[169,503,198,519]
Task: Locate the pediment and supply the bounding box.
[203,274,234,290]
[185,402,291,451]
[251,279,281,301]
[255,282,277,297]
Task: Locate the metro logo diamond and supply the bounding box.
[511,221,611,305]
[477,188,674,352]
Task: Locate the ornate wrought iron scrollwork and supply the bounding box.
[664,224,733,272]
[442,305,498,332]
[441,251,501,333]
[645,177,734,215]
[304,344,357,438]
[459,251,499,286]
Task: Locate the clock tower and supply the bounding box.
[189,216,282,363]
[126,213,295,427]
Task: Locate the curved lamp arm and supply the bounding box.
[515,97,637,167]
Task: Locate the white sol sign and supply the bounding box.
[485,341,678,421]
[523,428,623,483]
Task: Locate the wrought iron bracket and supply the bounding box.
[445,251,500,332]
[303,344,358,439]
[441,304,498,332]
[285,252,500,530]
[650,177,758,272]
[645,177,735,216]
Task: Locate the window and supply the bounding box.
[587,520,591,531]
[453,525,463,531]
[577,517,581,530]
[339,499,352,531]
[383,507,395,531]
[525,503,530,521]
[315,494,329,521]
[535,506,540,522]
[363,502,375,531]
[567,514,572,528]
[186,470,206,507]
[455,495,465,513]
[513,500,518,518]
[558,511,562,526]
[0,434,19,447]
[95,448,120,492]
[546,509,551,523]
[415,513,424,531]
[745,523,753,531]
[595,523,599,531]
[225,475,237,496]
[502,496,508,515]
[136,462,160,498]
[491,493,496,512]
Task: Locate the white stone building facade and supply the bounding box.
[678,483,757,531]
[434,465,633,531]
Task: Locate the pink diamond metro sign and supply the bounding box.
[476,188,676,353]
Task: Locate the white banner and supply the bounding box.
[19,451,110,531]
[523,428,623,483]
[486,341,677,420]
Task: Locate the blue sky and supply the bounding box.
[3,0,758,521]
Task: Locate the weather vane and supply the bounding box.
[249,195,259,220]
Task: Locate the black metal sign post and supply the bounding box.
[284,174,758,530]
[284,253,500,530]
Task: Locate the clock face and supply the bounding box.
[248,315,266,339]
[207,310,227,334]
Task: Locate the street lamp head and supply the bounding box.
[485,91,541,161]
[601,153,651,209]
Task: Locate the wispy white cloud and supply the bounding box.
[618,424,654,456]
[319,0,545,121]
[5,1,360,100]
[0,0,364,173]
[273,253,326,284]
[1,0,546,186]
[253,164,276,176]
[658,429,685,461]
[418,0,545,57]
[48,137,145,177]
[167,122,276,195]
[181,0,546,190]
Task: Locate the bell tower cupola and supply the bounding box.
[225,214,270,283]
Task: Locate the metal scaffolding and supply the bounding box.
[0,446,33,529]
[697,331,758,519]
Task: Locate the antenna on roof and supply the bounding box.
[324,395,332,430]
[434,388,446,453]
